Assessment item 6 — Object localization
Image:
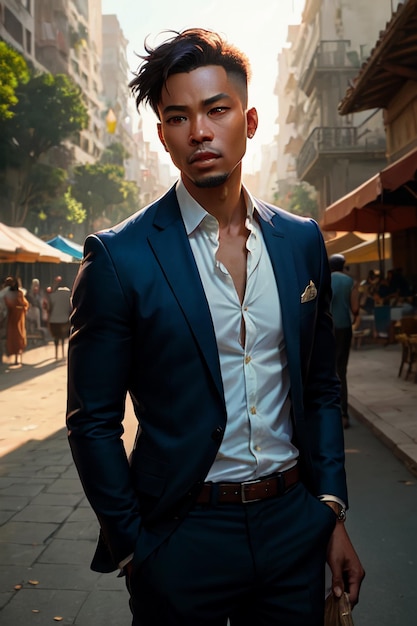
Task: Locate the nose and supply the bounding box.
[189,115,214,145]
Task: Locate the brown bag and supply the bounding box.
[324,592,354,626]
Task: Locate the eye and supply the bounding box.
[209,106,229,116]
[166,115,187,125]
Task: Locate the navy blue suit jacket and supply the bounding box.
[66,185,346,572]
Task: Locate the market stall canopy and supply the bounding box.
[342,234,391,264]
[325,231,377,256]
[0,223,73,263]
[47,235,83,260]
[0,227,20,254]
[321,147,417,233]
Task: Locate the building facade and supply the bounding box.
[276,0,402,219]
[0,0,171,221]
[325,0,417,284]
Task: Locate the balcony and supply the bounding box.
[296,126,386,181]
[299,40,359,96]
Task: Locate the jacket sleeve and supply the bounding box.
[66,234,140,568]
[302,223,348,505]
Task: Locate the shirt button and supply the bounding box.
[245,355,251,364]
[255,445,261,452]
[243,306,248,311]
[250,406,257,415]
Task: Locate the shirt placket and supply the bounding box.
[242,222,266,471]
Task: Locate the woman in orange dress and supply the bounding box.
[4,276,29,366]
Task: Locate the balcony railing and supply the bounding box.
[299,40,358,95]
[296,126,386,180]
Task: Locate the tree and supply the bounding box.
[0,42,30,121]
[71,163,140,235]
[274,182,318,221]
[63,188,87,225]
[100,142,130,166]
[0,65,88,226]
[28,181,88,238]
[287,183,318,220]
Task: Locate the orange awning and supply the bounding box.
[321,147,417,233]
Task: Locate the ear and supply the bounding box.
[246,107,258,139]
[157,123,169,152]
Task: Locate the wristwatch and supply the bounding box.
[324,500,347,522]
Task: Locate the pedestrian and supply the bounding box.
[329,254,360,430]
[358,269,378,314]
[3,276,29,366]
[0,277,10,366]
[47,276,71,360]
[26,277,49,338]
[67,28,364,626]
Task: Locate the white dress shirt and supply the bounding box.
[176,180,299,482]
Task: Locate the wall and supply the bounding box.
[384,81,417,161]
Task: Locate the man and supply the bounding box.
[329,254,360,429]
[47,276,71,360]
[67,28,364,626]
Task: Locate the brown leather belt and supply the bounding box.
[196,465,299,505]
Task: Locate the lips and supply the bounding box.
[189,150,220,164]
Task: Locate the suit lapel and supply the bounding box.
[258,210,302,395]
[147,189,224,403]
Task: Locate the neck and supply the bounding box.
[182,167,246,228]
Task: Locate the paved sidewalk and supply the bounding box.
[348,342,417,477]
[0,344,136,625]
[0,340,416,624]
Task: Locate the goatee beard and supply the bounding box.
[193,173,229,188]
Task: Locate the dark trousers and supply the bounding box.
[334,326,353,417]
[127,482,336,626]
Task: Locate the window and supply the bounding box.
[5,8,23,46]
[25,29,32,54]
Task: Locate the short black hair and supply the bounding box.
[329,254,346,272]
[129,28,251,118]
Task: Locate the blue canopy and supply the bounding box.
[47,235,83,260]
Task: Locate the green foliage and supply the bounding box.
[100,142,130,166]
[0,65,88,225]
[113,179,141,223]
[46,187,86,226]
[0,72,88,168]
[64,188,87,224]
[0,42,30,121]
[275,182,318,220]
[72,163,139,232]
[22,163,67,223]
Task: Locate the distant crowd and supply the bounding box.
[0,275,71,367]
[358,267,415,314]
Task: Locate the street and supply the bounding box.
[0,342,417,625]
[343,416,417,625]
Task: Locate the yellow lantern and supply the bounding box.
[106,108,117,134]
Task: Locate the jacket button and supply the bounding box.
[211,426,224,442]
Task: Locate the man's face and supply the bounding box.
[157,65,258,189]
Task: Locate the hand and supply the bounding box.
[326,521,365,608]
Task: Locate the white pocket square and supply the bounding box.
[301,280,317,303]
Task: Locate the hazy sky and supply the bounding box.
[101,0,304,170]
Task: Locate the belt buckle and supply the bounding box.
[241,478,262,504]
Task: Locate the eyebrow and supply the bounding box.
[161,92,231,116]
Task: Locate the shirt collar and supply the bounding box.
[175,179,277,236]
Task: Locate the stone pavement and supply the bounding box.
[0,339,416,625]
[348,341,417,477]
